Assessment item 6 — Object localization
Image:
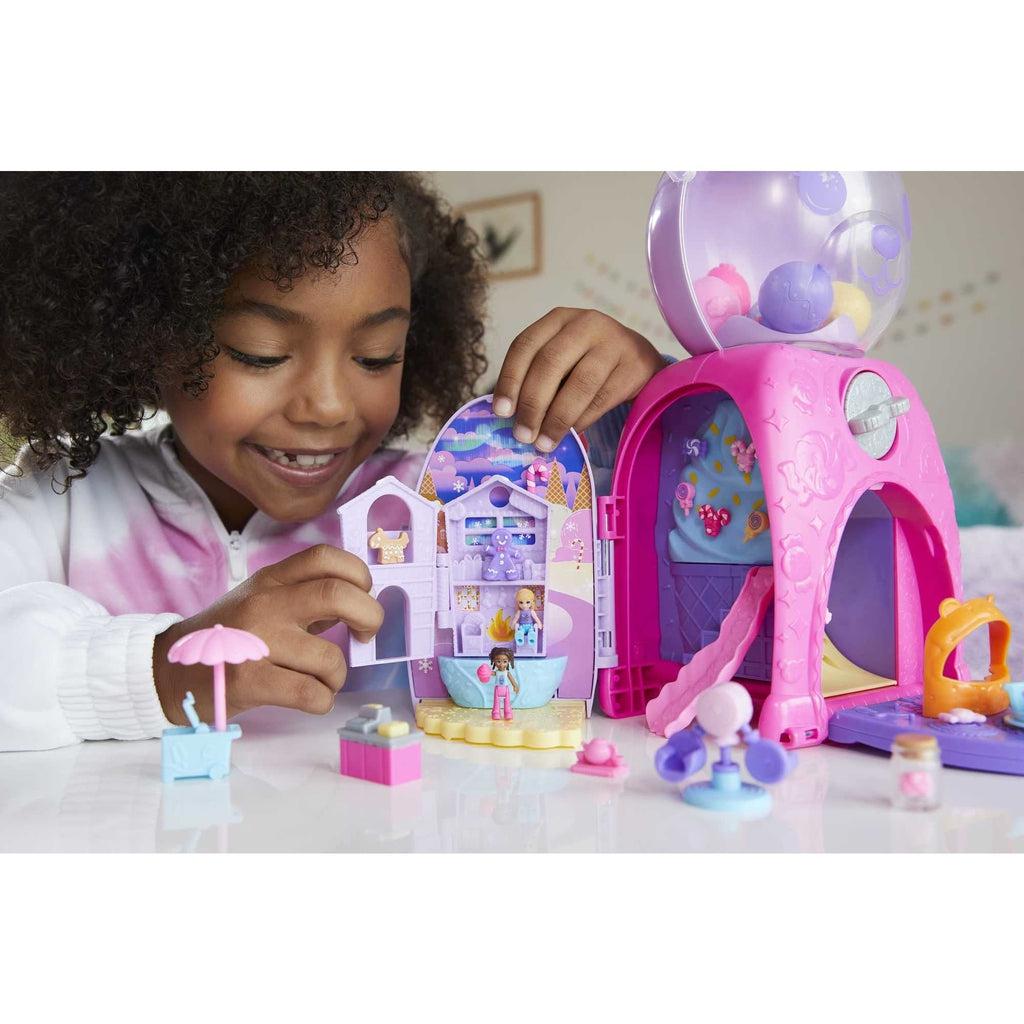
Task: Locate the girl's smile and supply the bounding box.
[160,219,411,531]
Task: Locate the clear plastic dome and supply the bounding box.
[647,172,911,357]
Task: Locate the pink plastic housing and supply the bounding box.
[338,736,422,786]
[596,344,965,749]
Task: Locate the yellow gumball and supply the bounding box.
[829,281,872,336]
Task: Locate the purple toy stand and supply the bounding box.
[828,696,1024,775]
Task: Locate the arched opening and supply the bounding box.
[375,586,410,661]
[821,490,896,697]
[366,494,414,564]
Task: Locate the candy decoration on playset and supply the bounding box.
[513,587,543,649]
[483,527,524,580]
[674,481,696,516]
[729,438,757,475]
[368,526,410,565]
[743,508,769,543]
[654,682,795,815]
[698,504,731,537]
[571,738,629,779]
[937,708,987,725]
[684,437,708,459]
[525,457,550,494]
[922,596,1011,719]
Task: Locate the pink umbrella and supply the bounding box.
[167,624,269,732]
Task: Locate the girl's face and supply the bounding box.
[161,220,410,529]
[517,596,532,610]
[494,654,510,671]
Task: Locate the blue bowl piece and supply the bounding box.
[1003,682,1024,718]
[438,656,567,709]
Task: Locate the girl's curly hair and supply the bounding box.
[0,172,488,479]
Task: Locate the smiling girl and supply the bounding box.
[0,172,664,751]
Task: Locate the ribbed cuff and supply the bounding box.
[59,612,183,741]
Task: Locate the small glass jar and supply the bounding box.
[890,733,941,811]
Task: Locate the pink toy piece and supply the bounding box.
[899,770,934,799]
[571,738,629,779]
[337,704,422,786]
[730,438,757,474]
[693,264,751,334]
[476,664,493,683]
[694,682,754,746]
[645,566,775,737]
[167,623,269,733]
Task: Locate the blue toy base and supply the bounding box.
[1004,712,1024,731]
[438,656,567,709]
[161,723,241,783]
[682,779,772,816]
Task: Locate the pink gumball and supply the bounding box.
[476,664,492,683]
[693,264,751,333]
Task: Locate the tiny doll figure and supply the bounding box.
[513,587,543,649]
[368,527,410,565]
[487,646,520,721]
[483,528,524,581]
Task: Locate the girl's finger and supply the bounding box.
[491,307,578,418]
[534,349,618,449]
[263,627,349,694]
[512,322,608,448]
[284,577,384,643]
[257,543,373,593]
[246,659,340,715]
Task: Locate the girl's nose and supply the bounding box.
[285,361,354,428]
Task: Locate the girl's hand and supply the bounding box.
[153,545,383,726]
[492,308,665,453]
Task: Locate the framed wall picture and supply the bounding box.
[458,191,542,280]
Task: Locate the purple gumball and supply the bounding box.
[757,261,834,335]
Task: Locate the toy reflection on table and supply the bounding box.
[654,682,795,815]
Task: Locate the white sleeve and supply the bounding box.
[1,468,181,751]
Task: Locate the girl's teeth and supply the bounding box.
[261,447,335,469]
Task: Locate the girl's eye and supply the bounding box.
[355,353,404,373]
[224,347,288,370]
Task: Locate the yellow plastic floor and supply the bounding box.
[821,635,895,698]
[415,699,586,749]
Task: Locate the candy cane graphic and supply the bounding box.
[525,457,550,493]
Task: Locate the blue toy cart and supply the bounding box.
[161,691,241,783]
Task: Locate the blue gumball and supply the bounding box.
[758,261,834,334]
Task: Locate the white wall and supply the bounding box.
[431,172,1024,447]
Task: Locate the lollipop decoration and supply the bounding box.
[674,481,696,517]
[743,509,769,544]
[654,682,796,815]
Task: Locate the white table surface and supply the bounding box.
[3,687,1023,853]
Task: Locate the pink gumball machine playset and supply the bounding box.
[599,171,966,750]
